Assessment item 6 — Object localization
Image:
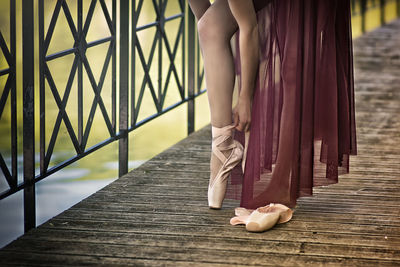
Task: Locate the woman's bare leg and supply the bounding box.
[188,0,240,202]
[195,0,238,127]
[187,0,210,20]
[189,1,293,208]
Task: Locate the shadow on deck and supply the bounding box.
[1,19,400,267]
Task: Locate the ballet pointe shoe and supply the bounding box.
[208,124,243,209]
[245,211,280,232]
[230,203,293,232]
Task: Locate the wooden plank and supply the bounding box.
[1,250,398,267]
[46,212,400,238]
[57,209,400,228]
[0,251,241,267]
[2,238,400,263]
[13,228,400,256]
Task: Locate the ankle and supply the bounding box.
[211,123,235,139]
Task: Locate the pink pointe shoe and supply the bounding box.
[230,203,293,232]
[208,124,243,209]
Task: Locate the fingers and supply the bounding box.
[238,121,246,132]
[233,110,239,128]
[236,118,250,132]
[244,121,251,132]
[243,120,251,132]
[233,101,252,132]
[235,121,243,132]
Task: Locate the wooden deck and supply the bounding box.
[1,19,400,267]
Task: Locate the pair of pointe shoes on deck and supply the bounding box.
[207,124,293,232]
[230,203,293,232]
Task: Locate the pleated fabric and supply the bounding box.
[227,0,357,208]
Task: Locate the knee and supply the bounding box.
[197,15,229,46]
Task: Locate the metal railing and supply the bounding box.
[0,0,204,232]
[351,0,400,32]
[0,0,399,233]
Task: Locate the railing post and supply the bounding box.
[397,0,400,17]
[78,0,84,147]
[22,0,36,231]
[380,0,385,25]
[119,0,129,177]
[158,0,163,112]
[360,0,367,33]
[10,0,17,190]
[187,6,195,135]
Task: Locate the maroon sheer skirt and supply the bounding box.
[227,0,357,209]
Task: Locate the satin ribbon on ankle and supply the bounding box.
[211,124,249,174]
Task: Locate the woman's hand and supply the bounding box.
[233,95,252,132]
[229,0,258,133]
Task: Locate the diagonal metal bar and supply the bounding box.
[136,37,159,108]
[96,41,115,113]
[61,0,79,40]
[81,40,115,149]
[134,0,185,120]
[157,17,184,100]
[159,0,169,107]
[134,33,160,122]
[43,58,81,170]
[0,154,13,189]
[133,0,164,117]
[178,0,184,11]
[44,0,63,55]
[96,43,115,118]
[0,74,12,119]
[161,37,182,104]
[82,0,97,37]
[134,0,144,29]
[175,18,185,98]
[99,0,115,35]
[152,0,183,100]
[80,46,114,149]
[163,36,184,96]
[80,55,114,133]
[161,18,184,107]
[151,0,166,18]
[130,0,138,127]
[133,21,162,119]
[132,0,157,125]
[160,31,183,95]
[0,31,12,66]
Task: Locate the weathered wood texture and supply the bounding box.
[1,19,400,267]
